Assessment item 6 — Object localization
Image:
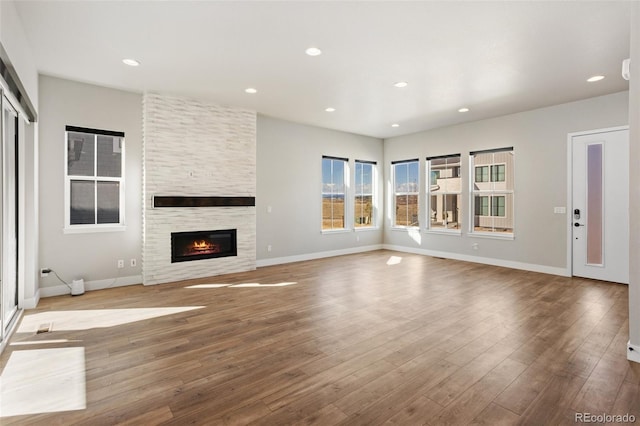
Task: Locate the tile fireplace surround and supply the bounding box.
[142,93,256,285]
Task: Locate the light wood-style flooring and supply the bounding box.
[1,250,639,425]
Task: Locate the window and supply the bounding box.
[354,160,375,228]
[322,156,347,230]
[470,147,514,235]
[393,159,419,227]
[475,166,489,182]
[492,195,506,216]
[474,195,505,217]
[428,154,462,231]
[65,126,125,230]
[491,164,505,182]
[475,164,505,183]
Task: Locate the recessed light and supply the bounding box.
[305,47,322,56]
[245,88,257,94]
[122,58,140,67]
[325,107,336,112]
[458,107,470,113]
[587,75,605,82]
[393,81,408,88]
[391,123,400,128]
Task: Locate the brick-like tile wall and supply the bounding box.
[142,93,256,285]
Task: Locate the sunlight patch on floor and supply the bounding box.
[231,282,297,288]
[18,307,203,333]
[386,256,403,265]
[186,282,298,289]
[0,347,86,417]
[185,284,231,289]
[11,339,82,347]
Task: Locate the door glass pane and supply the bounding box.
[67,132,94,176]
[97,181,120,224]
[587,144,603,265]
[70,180,95,224]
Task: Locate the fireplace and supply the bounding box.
[171,229,237,263]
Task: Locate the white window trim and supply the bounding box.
[64,129,126,233]
[427,156,462,234]
[392,160,420,229]
[469,151,514,238]
[321,156,348,232]
[354,160,376,230]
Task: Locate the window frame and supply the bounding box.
[64,126,126,233]
[321,155,349,232]
[427,154,462,234]
[392,159,420,229]
[354,159,376,229]
[469,147,514,238]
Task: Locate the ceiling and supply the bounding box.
[14,1,632,139]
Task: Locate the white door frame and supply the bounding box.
[566,125,629,279]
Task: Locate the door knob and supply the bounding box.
[574,222,584,227]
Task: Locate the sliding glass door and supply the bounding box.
[1,91,18,340]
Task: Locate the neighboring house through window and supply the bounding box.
[470,147,514,235]
[428,154,461,231]
[65,126,125,231]
[392,159,419,227]
[322,156,347,230]
[354,160,375,228]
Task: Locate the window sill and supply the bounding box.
[354,226,379,232]
[391,226,420,231]
[424,229,462,236]
[64,225,127,234]
[321,228,351,235]
[469,232,514,241]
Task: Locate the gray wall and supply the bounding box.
[256,115,384,263]
[384,91,629,272]
[38,75,142,291]
[34,77,630,292]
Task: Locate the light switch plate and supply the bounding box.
[554,207,566,214]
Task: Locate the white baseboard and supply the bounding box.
[39,274,143,298]
[256,244,384,267]
[21,289,40,309]
[628,341,640,364]
[382,244,570,277]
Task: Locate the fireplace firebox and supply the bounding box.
[171,229,237,263]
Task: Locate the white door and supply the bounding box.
[571,128,629,284]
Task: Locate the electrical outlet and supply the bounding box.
[117,259,125,269]
[472,243,479,250]
[267,245,272,252]
[130,258,137,267]
[40,268,51,277]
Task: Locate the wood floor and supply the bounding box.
[1,250,639,425]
